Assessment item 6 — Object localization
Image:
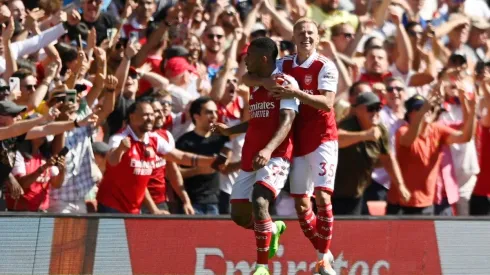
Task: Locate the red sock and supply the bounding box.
[254,219,273,265]
[298,207,319,249]
[316,204,333,254]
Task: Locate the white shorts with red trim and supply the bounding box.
[290,140,338,197]
[230,157,290,203]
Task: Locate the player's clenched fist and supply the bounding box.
[119,137,131,152]
[211,123,231,136]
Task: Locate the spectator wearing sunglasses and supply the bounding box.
[367,77,407,214]
[330,22,356,54]
[202,25,226,82]
[334,92,407,215]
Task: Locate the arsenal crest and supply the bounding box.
[304,74,312,85]
[144,146,155,158]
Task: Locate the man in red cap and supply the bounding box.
[163,57,200,114]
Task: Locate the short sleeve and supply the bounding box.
[156,133,175,155]
[318,61,339,93]
[108,134,124,149]
[435,123,459,145]
[280,98,300,112]
[11,152,26,177]
[378,125,390,154]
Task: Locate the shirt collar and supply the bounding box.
[127,126,149,144]
[293,51,318,69]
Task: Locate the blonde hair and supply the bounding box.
[293,18,319,32]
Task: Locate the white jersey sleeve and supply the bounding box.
[11,151,26,177]
[318,60,339,93]
[108,133,125,149]
[280,74,300,112]
[155,132,175,155]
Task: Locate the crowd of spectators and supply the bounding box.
[0,0,489,216]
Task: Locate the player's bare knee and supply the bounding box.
[252,184,273,219]
[294,197,311,214]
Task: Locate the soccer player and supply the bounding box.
[242,18,339,275]
[213,37,299,275]
[96,99,216,214]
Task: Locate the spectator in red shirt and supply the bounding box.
[97,99,216,214]
[6,134,66,212]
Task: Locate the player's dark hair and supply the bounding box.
[249,37,278,63]
[348,81,370,97]
[189,96,213,125]
[126,97,154,123]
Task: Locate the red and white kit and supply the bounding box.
[96,126,174,214]
[277,51,339,196]
[230,71,299,202]
[147,129,175,205]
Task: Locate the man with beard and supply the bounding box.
[202,25,226,82]
[176,97,230,215]
[242,18,338,274]
[141,98,195,215]
[97,99,217,214]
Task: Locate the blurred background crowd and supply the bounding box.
[0,0,489,216]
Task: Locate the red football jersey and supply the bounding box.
[6,152,53,211]
[278,51,339,157]
[147,129,175,204]
[96,126,174,213]
[241,73,299,172]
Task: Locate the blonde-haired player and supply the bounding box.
[242,18,338,275]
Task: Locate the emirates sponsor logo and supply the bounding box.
[305,74,313,85]
[249,102,276,119]
[194,246,390,274]
[302,89,314,95]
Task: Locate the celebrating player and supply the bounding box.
[242,18,339,275]
[213,37,299,275]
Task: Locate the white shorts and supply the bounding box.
[290,140,338,197]
[230,157,290,203]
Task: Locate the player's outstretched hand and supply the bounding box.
[211,122,231,136]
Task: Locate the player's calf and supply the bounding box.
[252,184,278,271]
[295,197,319,250]
[315,189,334,263]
